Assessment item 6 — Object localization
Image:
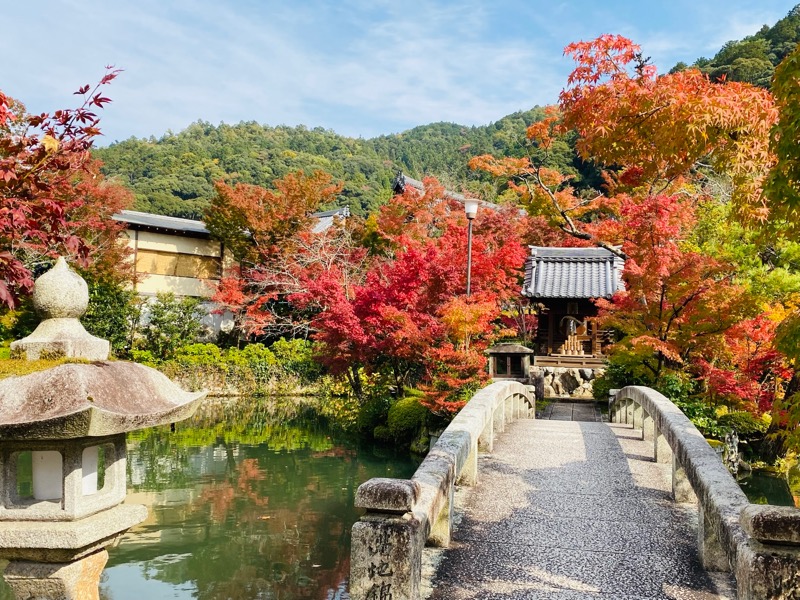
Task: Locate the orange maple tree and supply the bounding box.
[471,34,778,254]
[596,195,751,384]
[559,34,777,224]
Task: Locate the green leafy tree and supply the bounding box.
[81,275,138,356]
[138,292,203,361]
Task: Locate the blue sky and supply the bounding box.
[1,1,795,145]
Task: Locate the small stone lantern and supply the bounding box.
[0,258,205,599]
[486,342,534,380]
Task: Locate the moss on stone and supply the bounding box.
[0,357,90,380]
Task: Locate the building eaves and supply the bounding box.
[113,210,210,238]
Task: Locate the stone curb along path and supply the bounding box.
[425,419,736,600]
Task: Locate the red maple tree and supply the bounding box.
[0,68,131,307]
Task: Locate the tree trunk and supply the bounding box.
[347,365,363,401]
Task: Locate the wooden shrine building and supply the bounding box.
[522,247,625,368]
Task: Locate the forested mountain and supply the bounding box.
[94,109,562,219]
[672,4,800,87]
[95,6,800,220]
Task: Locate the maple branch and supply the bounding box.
[522,166,627,259]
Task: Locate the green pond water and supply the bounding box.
[1,397,418,600]
[738,469,797,507]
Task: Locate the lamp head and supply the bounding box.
[464,199,479,220]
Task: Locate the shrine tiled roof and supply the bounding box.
[522,247,625,299]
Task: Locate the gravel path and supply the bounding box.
[425,419,736,600]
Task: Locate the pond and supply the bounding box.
[0,397,418,600]
[738,469,797,507]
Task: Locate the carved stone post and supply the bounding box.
[351,479,424,600]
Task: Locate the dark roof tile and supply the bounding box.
[522,246,624,299]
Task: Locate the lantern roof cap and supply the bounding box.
[0,362,205,440]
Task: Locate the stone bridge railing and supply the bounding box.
[611,385,800,600]
[349,381,535,600]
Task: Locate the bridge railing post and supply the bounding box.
[351,479,424,600]
[608,389,619,422]
[738,505,800,598]
[641,410,654,441]
[493,399,505,434]
[672,455,697,504]
[632,403,643,432]
[625,398,635,425]
[478,417,493,453]
[458,437,479,486]
[653,426,672,464]
[697,504,729,572]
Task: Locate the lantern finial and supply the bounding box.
[10,257,110,361]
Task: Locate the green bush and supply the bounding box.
[373,425,392,442]
[270,338,320,382]
[81,276,138,355]
[357,394,393,436]
[592,359,648,402]
[718,411,768,436]
[239,343,276,366]
[174,343,222,365]
[593,356,694,404]
[387,396,428,442]
[673,397,728,439]
[130,349,157,366]
[137,293,203,361]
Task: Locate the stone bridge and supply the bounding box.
[350,383,800,600]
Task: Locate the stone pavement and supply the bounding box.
[538,401,602,422]
[425,419,736,600]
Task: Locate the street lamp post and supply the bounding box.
[464,199,479,297]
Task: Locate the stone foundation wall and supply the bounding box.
[529,366,604,399]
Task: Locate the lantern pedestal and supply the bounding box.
[4,548,108,600]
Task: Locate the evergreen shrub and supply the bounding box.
[387,396,428,442]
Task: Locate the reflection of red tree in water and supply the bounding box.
[200,458,269,524]
[192,454,354,599]
[310,447,355,459]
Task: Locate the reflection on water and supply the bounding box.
[0,397,417,600]
[738,470,796,507]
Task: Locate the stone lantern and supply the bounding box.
[0,258,205,599]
